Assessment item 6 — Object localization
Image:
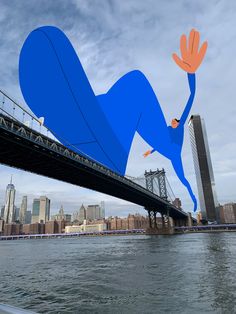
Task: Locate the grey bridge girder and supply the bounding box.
[0,113,189,220]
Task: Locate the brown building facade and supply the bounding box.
[108,214,148,230]
[222,203,236,224]
[3,223,22,236]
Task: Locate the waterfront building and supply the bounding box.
[39,223,45,234]
[45,221,58,234]
[0,219,4,234]
[21,223,44,235]
[65,225,81,233]
[12,223,21,235]
[188,115,218,221]
[65,220,107,233]
[19,196,27,224]
[196,211,202,224]
[25,210,32,224]
[30,223,40,234]
[219,205,225,224]
[108,214,148,230]
[57,220,66,233]
[82,221,107,233]
[222,203,236,224]
[3,223,21,236]
[128,214,148,229]
[22,224,30,235]
[3,177,16,223]
[3,223,13,236]
[29,222,44,234]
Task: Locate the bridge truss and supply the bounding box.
[0,89,192,227]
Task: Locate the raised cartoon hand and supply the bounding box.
[172,29,208,73]
[143,150,151,158]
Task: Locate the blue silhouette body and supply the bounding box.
[19,26,197,211]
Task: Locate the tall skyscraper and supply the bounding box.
[100,201,105,219]
[32,198,40,223]
[72,209,79,222]
[188,115,218,221]
[19,196,27,224]
[86,204,103,220]
[32,196,50,223]
[39,196,50,223]
[1,205,5,218]
[3,177,16,223]
[14,206,20,221]
[78,204,86,222]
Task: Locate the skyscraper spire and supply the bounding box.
[3,179,16,223]
[59,205,64,215]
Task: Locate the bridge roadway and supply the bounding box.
[0,113,189,220]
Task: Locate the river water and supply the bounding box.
[0,233,236,314]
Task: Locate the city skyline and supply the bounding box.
[0,1,235,215]
[0,178,131,219]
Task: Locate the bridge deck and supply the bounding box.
[0,113,188,219]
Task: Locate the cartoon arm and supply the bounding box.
[172,29,207,126]
[179,73,196,126]
[143,148,155,157]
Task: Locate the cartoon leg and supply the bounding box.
[20,26,171,175]
[97,70,172,159]
[19,26,128,174]
[171,156,197,211]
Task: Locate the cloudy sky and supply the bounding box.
[0,0,235,217]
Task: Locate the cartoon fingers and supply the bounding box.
[172,29,208,73]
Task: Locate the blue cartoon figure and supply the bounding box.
[19,27,207,211]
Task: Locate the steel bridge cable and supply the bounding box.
[0,89,108,165]
[165,175,176,200]
[127,171,176,201]
[0,88,179,202]
[0,90,168,190]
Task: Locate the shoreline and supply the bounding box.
[1,227,236,241]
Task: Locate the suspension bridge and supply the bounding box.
[0,89,195,231]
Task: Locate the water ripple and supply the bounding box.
[0,233,236,313]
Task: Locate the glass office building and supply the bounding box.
[189,115,218,221]
[32,198,40,223]
[3,178,16,223]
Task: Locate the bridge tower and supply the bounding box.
[144,169,169,230]
[145,168,168,200]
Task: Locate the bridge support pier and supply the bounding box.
[147,209,158,229]
[173,213,193,227]
[146,208,174,235]
[161,213,165,228]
